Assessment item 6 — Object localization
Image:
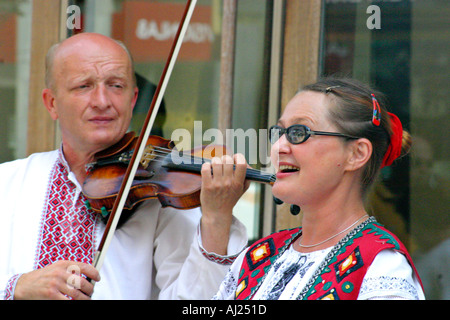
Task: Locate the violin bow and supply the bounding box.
[91,0,198,275]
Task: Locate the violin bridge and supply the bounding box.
[139,145,156,169]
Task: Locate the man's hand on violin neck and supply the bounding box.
[14,260,100,300]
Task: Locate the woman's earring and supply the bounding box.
[290,205,301,216]
[274,197,300,215]
[273,197,283,205]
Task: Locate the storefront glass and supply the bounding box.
[0,0,32,162]
[323,0,449,299]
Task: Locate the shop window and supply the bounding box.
[0,0,32,162]
[322,0,449,299]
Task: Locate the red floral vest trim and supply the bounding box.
[235,217,422,300]
[235,228,302,299]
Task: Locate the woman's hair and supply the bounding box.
[300,77,412,193]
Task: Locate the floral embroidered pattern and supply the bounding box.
[261,255,314,300]
[360,276,420,300]
[199,246,238,265]
[4,273,22,300]
[35,157,98,269]
[235,228,303,300]
[217,269,238,298]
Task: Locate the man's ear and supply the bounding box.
[42,88,58,120]
[345,138,372,172]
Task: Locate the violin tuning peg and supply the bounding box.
[273,197,284,205]
[290,204,301,216]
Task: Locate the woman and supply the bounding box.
[209,77,424,300]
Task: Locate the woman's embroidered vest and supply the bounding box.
[235,217,422,300]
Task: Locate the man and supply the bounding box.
[0,33,248,300]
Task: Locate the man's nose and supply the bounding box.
[91,84,111,109]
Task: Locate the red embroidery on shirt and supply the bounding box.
[35,160,97,269]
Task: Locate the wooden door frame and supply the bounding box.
[273,0,323,232]
[27,0,67,155]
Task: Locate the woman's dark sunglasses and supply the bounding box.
[269,124,360,145]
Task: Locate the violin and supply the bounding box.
[82,132,275,221]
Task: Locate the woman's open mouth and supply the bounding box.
[276,164,300,178]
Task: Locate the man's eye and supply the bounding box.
[75,84,90,89]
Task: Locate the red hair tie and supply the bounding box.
[382,112,403,168]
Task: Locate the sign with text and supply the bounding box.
[112,1,213,62]
[0,14,16,64]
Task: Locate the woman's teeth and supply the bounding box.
[279,165,300,173]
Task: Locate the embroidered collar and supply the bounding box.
[57,145,85,190]
[57,144,71,173]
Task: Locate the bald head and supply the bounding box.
[45,33,136,91]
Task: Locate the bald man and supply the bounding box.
[0,33,247,300]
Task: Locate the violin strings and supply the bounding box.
[149,145,269,171]
[148,146,275,181]
[107,144,276,182]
